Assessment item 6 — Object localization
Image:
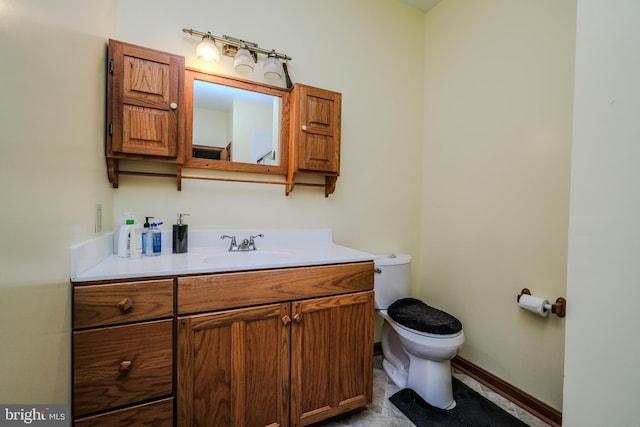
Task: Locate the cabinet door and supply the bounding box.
[177,303,291,427]
[108,39,183,158]
[290,291,374,426]
[293,84,341,173]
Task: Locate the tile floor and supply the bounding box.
[315,356,552,427]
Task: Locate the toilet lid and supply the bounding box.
[388,298,462,335]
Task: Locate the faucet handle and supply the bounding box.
[248,234,264,250]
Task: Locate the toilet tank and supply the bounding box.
[373,254,412,309]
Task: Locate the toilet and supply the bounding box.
[375,254,464,409]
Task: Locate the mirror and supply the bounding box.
[184,68,290,175]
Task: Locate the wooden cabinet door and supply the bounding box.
[108,39,183,158]
[177,303,291,427]
[290,291,374,426]
[292,84,341,174]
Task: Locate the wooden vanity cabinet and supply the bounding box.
[72,278,175,425]
[177,262,374,427]
[72,262,372,426]
[287,84,342,197]
[106,39,184,187]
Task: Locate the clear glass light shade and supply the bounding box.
[196,36,220,62]
[263,54,282,81]
[234,47,255,74]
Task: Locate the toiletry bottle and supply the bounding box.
[172,213,189,254]
[145,222,163,256]
[117,218,134,257]
[113,212,133,255]
[130,223,143,259]
[142,216,154,254]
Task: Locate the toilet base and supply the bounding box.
[407,356,456,410]
[384,355,456,410]
[382,358,408,390]
[380,318,458,410]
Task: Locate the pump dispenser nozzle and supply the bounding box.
[177,213,189,225]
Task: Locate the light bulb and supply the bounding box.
[263,52,282,81]
[196,35,220,62]
[234,46,255,74]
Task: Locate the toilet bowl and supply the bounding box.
[374,254,464,409]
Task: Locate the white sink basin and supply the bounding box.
[202,250,296,266]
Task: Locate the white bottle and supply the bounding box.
[117,219,134,258]
[130,224,143,259]
[114,212,133,255]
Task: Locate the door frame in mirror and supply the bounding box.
[183,68,290,175]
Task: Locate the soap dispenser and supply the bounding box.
[145,222,163,256]
[142,216,154,254]
[172,213,189,254]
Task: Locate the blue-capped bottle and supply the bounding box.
[145,222,163,256]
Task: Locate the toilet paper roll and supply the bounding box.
[518,294,550,317]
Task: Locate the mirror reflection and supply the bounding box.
[192,80,282,166]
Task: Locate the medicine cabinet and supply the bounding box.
[106,39,341,196]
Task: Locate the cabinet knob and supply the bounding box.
[119,360,132,373]
[293,313,302,323]
[301,125,307,131]
[281,315,291,325]
[170,102,178,110]
[118,297,133,312]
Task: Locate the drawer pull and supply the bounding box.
[118,297,134,312]
[293,313,302,323]
[281,315,291,325]
[119,360,133,373]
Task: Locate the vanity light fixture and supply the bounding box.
[196,32,220,62]
[182,28,292,86]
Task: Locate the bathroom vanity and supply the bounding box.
[70,230,374,426]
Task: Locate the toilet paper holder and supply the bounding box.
[517,288,566,318]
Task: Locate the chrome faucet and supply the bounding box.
[221,234,264,251]
[220,235,238,251]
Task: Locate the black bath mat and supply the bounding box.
[389,378,529,427]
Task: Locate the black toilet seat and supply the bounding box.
[387,298,462,335]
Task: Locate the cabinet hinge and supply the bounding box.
[108,122,113,136]
[108,59,114,74]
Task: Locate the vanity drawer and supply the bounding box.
[74,397,173,427]
[178,261,374,314]
[73,319,173,417]
[74,279,174,328]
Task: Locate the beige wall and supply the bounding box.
[563,0,640,425]
[421,0,575,410]
[0,0,117,403]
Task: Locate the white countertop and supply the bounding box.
[70,229,375,282]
